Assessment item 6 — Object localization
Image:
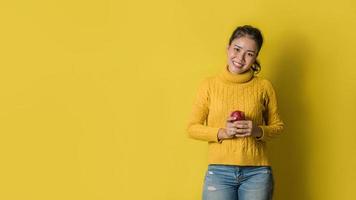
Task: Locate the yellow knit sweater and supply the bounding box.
[186,66,284,166]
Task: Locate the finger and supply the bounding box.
[232,121,246,126]
[234,132,250,138]
[234,121,248,125]
[235,128,252,134]
[228,122,242,128]
[226,121,236,128]
[235,124,249,128]
[236,120,252,124]
[235,121,253,128]
[226,116,236,122]
[226,128,237,136]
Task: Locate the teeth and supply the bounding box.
[233,61,242,67]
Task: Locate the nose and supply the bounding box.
[235,52,245,62]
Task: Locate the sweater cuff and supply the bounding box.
[256,126,265,141]
[217,128,224,143]
[208,127,221,143]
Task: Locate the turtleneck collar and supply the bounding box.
[218,65,254,84]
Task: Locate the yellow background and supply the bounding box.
[1,0,355,199]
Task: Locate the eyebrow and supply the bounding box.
[234,45,256,53]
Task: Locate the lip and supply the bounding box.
[232,61,244,68]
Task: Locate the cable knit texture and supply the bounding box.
[186,65,284,166]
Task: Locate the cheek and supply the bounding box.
[227,54,235,61]
[247,57,256,64]
[227,49,236,57]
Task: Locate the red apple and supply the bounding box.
[230,110,245,122]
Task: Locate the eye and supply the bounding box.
[247,53,255,57]
[234,48,240,52]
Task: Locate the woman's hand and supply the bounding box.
[218,116,262,141]
[218,116,238,140]
[232,120,262,138]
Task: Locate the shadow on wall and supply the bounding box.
[268,32,312,200]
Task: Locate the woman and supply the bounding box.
[186,25,284,200]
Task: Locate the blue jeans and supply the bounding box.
[202,164,274,200]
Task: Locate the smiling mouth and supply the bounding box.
[232,61,244,68]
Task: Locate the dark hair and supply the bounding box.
[228,25,263,73]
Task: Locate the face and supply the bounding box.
[226,36,258,74]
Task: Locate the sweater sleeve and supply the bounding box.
[186,78,221,143]
[257,80,284,142]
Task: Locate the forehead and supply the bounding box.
[231,36,257,50]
